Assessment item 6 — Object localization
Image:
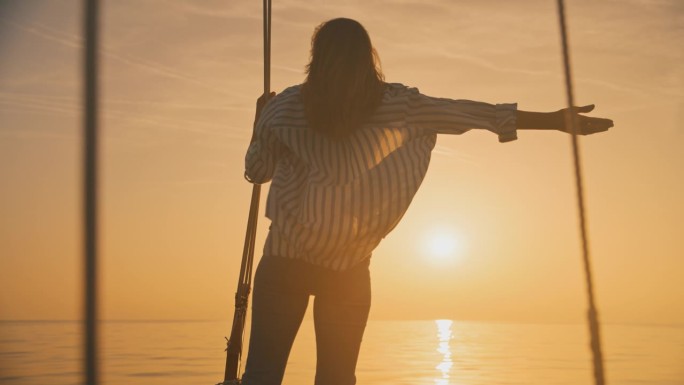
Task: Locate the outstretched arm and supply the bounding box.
[517,104,613,135]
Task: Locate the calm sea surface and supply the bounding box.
[1,320,682,385]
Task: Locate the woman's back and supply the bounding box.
[240,17,613,385]
[246,82,517,270]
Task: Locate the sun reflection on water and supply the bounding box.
[434,319,453,385]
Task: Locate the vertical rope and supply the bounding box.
[83,0,100,384]
[264,0,271,96]
[220,2,271,383]
[555,1,606,384]
[235,0,271,374]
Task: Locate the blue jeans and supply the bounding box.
[241,255,372,385]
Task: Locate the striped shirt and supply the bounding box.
[245,83,517,271]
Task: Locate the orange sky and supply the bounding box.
[0,0,682,325]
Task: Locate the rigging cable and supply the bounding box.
[83,0,101,384]
[220,0,271,383]
[555,1,606,384]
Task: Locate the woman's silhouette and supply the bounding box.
[241,17,613,385]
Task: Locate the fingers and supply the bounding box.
[257,91,276,101]
[587,124,610,134]
[596,117,614,128]
[256,92,277,110]
[559,104,614,135]
[575,104,595,113]
[579,116,613,135]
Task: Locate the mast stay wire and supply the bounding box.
[83,0,100,384]
[220,0,271,383]
[555,1,606,384]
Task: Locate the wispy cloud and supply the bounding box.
[0,92,249,142]
[172,2,260,20]
[0,16,243,98]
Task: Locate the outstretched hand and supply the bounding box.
[560,105,613,135]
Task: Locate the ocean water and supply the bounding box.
[0,320,682,385]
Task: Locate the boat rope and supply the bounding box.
[220,0,271,384]
[83,0,101,384]
[555,1,607,384]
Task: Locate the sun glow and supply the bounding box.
[423,227,465,263]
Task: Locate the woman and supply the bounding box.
[242,18,612,385]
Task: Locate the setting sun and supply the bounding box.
[423,227,465,263]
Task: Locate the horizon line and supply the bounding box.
[1,318,682,328]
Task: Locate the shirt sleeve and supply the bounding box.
[244,109,288,184]
[405,87,518,143]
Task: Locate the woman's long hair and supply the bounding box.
[302,18,385,139]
